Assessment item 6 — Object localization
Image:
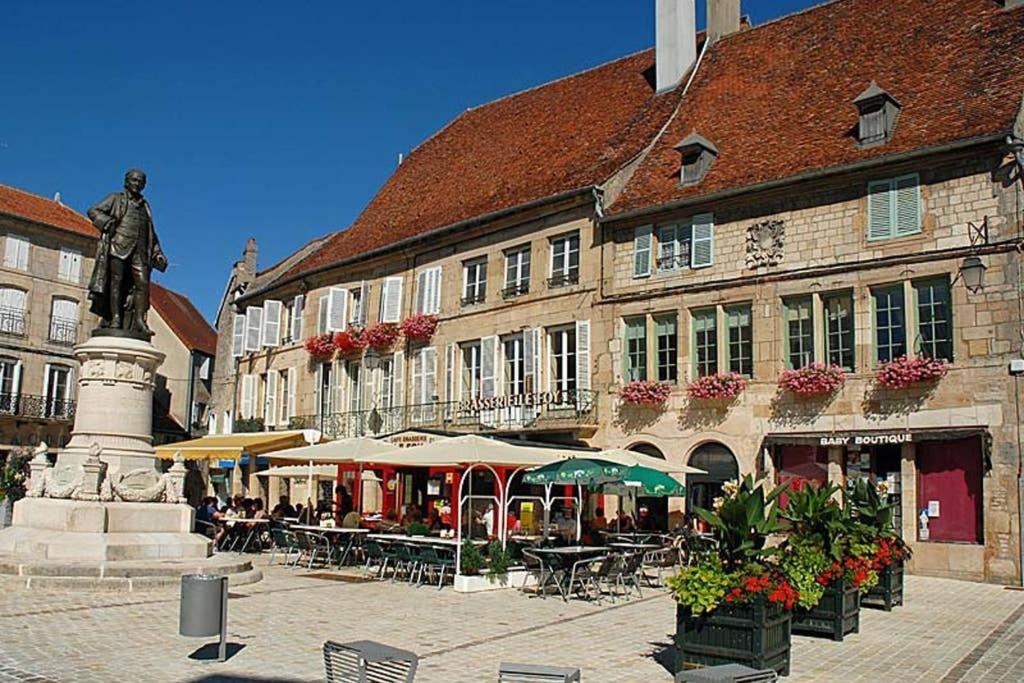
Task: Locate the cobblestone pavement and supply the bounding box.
[0,559,1021,682]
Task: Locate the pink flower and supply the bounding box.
[778,363,846,396]
[876,356,948,389]
[364,323,401,351]
[688,373,746,400]
[400,314,439,342]
[619,380,673,406]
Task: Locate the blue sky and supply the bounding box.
[0,1,817,323]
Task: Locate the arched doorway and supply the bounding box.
[686,442,739,513]
[628,443,670,531]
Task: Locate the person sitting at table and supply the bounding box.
[341,510,362,528]
[402,503,423,526]
[294,503,305,522]
[336,484,353,518]
[637,505,657,531]
[251,499,268,520]
[271,495,296,519]
[425,507,442,531]
[591,507,608,532]
[614,508,635,532]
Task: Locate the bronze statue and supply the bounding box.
[87,169,167,338]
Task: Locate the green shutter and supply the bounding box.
[867,179,893,240]
[690,214,714,268]
[894,174,921,236]
[633,225,652,278]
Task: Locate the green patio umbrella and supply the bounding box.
[522,457,628,486]
[597,465,686,497]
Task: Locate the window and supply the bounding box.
[49,298,78,345]
[549,233,579,286]
[379,357,395,408]
[915,278,952,362]
[416,267,442,315]
[726,305,753,377]
[854,82,901,148]
[624,317,647,381]
[823,293,855,371]
[279,302,291,344]
[278,369,290,425]
[349,287,363,325]
[0,287,27,336]
[462,258,487,305]
[58,248,83,283]
[380,277,403,322]
[316,363,333,416]
[873,286,906,364]
[657,225,691,272]
[43,364,72,419]
[692,308,718,377]
[867,174,920,240]
[675,132,719,186]
[784,297,814,369]
[461,342,482,399]
[549,327,577,395]
[503,245,531,297]
[654,314,678,383]
[0,357,21,415]
[503,334,525,396]
[3,235,29,271]
[347,361,362,413]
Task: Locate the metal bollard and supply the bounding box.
[180,574,228,662]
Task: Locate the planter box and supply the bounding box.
[676,600,791,676]
[862,560,904,611]
[791,580,860,641]
[454,568,535,593]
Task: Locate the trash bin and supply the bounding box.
[180,574,228,661]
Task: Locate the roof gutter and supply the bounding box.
[601,133,1007,224]
[240,185,597,303]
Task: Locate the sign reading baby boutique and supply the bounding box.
[818,433,913,447]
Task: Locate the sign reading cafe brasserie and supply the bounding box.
[819,433,912,447]
[458,390,577,413]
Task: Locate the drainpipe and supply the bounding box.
[1009,135,1024,587]
[185,351,196,436]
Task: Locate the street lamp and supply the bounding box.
[958,255,987,293]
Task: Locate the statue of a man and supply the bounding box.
[87,169,168,337]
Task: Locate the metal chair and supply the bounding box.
[498,662,581,682]
[323,640,418,683]
[364,539,388,579]
[642,547,679,587]
[602,552,644,600]
[268,526,300,566]
[564,555,607,603]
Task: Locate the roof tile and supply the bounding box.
[151,282,217,356]
[0,183,97,238]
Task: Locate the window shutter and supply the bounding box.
[244,306,263,352]
[70,250,82,282]
[481,336,497,399]
[894,174,921,236]
[690,214,714,268]
[428,267,442,314]
[357,281,371,325]
[58,249,71,280]
[19,238,29,270]
[327,287,349,332]
[633,225,653,278]
[314,364,323,416]
[241,375,255,419]
[424,347,437,403]
[291,295,305,341]
[317,296,329,334]
[331,359,344,417]
[575,320,591,396]
[264,370,278,426]
[446,343,458,402]
[287,367,297,420]
[232,314,245,357]
[381,277,403,323]
[262,300,282,347]
[415,271,428,314]
[411,350,423,405]
[392,350,405,407]
[867,179,893,240]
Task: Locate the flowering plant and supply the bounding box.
[875,355,948,390]
[0,449,31,502]
[778,363,846,397]
[333,327,367,356]
[619,380,673,406]
[304,333,335,360]
[400,314,439,343]
[814,546,879,592]
[667,557,799,615]
[687,372,746,401]
[364,322,400,351]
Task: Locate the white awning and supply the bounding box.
[368,434,574,468]
[592,448,706,474]
[268,436,400,465]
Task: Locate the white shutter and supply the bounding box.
[314,364,323,416]
[241,375,255,419]
[415,271,428,314]
[411,350,423,406]
[231,313,245,357]
[633,225,653,278]
[481,336,498,399]
[381,277,403,323]
[867,179,893,240]
[575,320,591,400]
[264,369,278,426]
[244,306,263,352]
[445,343,458,403]
[357,282,371,325]
[58,249,71,280]
[894,174,921,236]
[4,235,27,270]
[291,295,305,341]
[286,367,297,419]
[327,287,349,332]
[690,214,714,268]
[429,267,442,314]
[424,347,437,403]
[331,359,344,417]
[262,300,282,347]
[52,298,77,321]
[69,250,82,282]
[317,296,329,334]
[392,350,405,408]
[18,238,29,270]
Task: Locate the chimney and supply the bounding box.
[707,0,741,44]
[656,0,697,92]
[243,237,258,277]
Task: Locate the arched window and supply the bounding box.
[49,297,79,345]
[687,442,740,512]
[0,287,27,336]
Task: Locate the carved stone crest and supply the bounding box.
[746,219,785,269]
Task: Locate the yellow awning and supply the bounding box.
[155,430,316,461]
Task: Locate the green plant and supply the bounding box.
[779,478,850,561]
[668,556,799,614]
[233,417,265,433]
[667,556,732,614]
[459,540,486,575]
[486,541,513,580]
[0,449,31,503]
[778,541,829,609]
[694,474,787,569]
[845,478,896,537]
[405,522,430,536]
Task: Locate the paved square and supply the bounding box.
[0,558,1021,682]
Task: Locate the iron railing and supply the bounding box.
[48,316,78,345]
[501,283,530,299]
[0,393,76,421]
[0,307,26,337]
[291,389,597,440]
[547,271,579,288]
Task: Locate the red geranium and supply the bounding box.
[364,322,400,351]
[333,327,367,356]
[778,363,846,397]
[400,314,439,343]
[875,355,948,390]
[304,333,335,360]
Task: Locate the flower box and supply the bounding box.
[676,599,791,676]
[875,355,948,390]
[791,579,860,641]
[862,559,904,611]
[619,380,673,407]
[304,334,335,361]
[364,322,400,351]
[400,314,439,343]
[453,568,535,593]
[778,363,846,397]
[687,373,746,401]
[333,328,368,357]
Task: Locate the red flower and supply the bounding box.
[304,333,335,360]
[333,328,367,356]
[778,363,846,397]
[619,380,673,406]
[400,314,439,342]
[687,373,746,401]
[364,322,400,351]
[876,355,949,389]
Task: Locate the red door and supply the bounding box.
[916,438,982,543]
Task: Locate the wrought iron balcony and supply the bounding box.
[0,307,26,337]
[460,292,486,307]
[0,393,76,421]
[501,282,530,299]
[546,271,579,288]
[49,316,78,345]
[290,389,598,440]
[656,254,687,272]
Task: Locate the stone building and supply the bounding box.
[0,183,98,455]
[223,0,1024,583]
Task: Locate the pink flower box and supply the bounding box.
[304,333,335,361]
[778,363,846,397]
[875,355,949,390]
[365,322,400,351]
[400,314,439,343]
[619,380,673,407]
[688,372,747,401]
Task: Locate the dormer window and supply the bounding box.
[854,81,901,148]
[674,132,718,186]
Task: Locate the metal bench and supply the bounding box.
[323,639,418,682]
[498,662,581,682]
[675,663,778,683]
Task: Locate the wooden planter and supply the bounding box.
[791,579,860,641]
[676,600,791,676]
[862,560,904,611]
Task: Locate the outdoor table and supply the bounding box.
[223,518,271,553]
[367,534,484,547]
[608,542,661,551]
[291,526,369,565]
[533,546,610,600]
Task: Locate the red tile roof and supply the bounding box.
[608,0,1024,217]
[151,282,217,356]
[0,183,98,238]
[284,47,687,278]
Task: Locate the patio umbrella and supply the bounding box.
[597,465,686,497]
[521,457,627,486]
[591,448,706,474]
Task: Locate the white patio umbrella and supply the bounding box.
[591,448,706,474]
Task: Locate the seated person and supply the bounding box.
[271,495,297,519]
[614,509,635,532]
[379,509,402,533]
[591,506,608,532]
[425,507,442,531]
